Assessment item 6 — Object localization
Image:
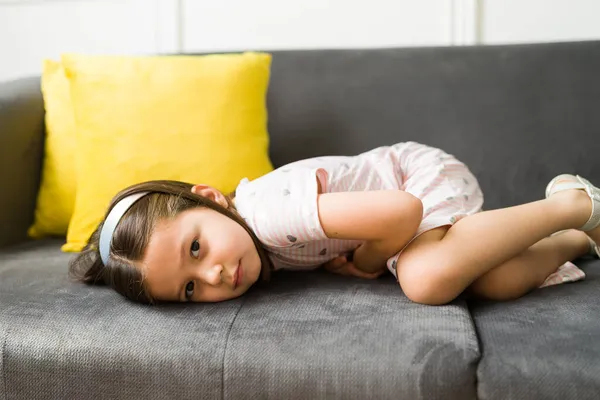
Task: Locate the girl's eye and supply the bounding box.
[190,239,200,258]
[185,281,195,299]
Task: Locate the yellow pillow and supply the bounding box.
[28,60,77,239]
[61,52,274,252]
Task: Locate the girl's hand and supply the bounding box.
[322,254,387,280]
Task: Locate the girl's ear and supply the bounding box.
[191,184,229,208]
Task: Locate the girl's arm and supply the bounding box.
[317,190,423,274]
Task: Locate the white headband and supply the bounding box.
[99,191,150,265]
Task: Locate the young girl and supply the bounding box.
[69,141,600,305]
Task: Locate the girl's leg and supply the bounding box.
[466,229,590,301]
[395,189,596,305]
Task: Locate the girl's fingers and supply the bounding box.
[346,265,376,279]
[323,256,347,271]
[324,258,386,280]
[346,264,385,279]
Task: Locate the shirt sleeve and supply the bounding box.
[234,167,330,248]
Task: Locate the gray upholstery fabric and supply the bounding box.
[0,77,45,249]
[0,240,479,400]
[225,272,478,399]
[0,240,244,400]
[471,259,600,400]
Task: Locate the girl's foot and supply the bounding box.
[586,235,600,258]
[552,229,600,259]
[546,174,600,256]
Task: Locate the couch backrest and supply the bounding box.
[266,41,600,210]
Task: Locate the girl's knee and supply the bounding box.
[397,264,459,305]
[401,285,453,305]
[395,226,456,305]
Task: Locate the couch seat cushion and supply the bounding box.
[0,240,480,399]
[470,258,600,400]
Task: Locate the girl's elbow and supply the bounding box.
[383,192,423,252]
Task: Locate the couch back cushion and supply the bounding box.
[265,41,600,210]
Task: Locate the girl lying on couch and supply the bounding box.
[70,141,600,305]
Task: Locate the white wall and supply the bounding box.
[0,0,179,81]
[480,0,600,44]
[180,0,455,52]
[1,0,600,82]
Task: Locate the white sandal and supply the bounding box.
[546,174,600,258]
[546,174,600,232]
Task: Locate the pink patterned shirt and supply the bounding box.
[234,144,409,271]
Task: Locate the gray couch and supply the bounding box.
[1,40,600,400]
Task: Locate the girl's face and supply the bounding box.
[140,196,262,303]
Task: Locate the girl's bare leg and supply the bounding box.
[466,229,590,301]
[395,189,596,305]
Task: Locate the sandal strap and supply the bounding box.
[546,174,600,232]
[545,174,586,197]
[576,175,600,232]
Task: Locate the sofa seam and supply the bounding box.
[466,302,483,400]
[1,327,7,400]
[221,298,246,400]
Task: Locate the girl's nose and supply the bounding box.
[199,264,223,286]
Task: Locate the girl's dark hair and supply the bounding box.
[68,180,272,305]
